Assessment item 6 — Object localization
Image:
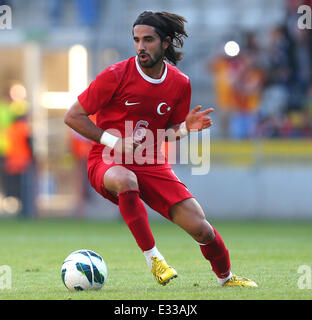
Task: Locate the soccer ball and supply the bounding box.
[61,249,107,291]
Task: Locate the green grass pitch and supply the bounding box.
[0,218,311,300]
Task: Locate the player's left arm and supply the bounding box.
[165,106,214,141]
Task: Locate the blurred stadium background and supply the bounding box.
[0,0,311,220]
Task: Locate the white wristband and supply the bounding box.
[100,131,119,148]
[176,121,189,137]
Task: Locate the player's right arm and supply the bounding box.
[64,100,103,143]
[64,101,139,153]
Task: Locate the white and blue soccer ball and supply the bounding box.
[61,249,107,291]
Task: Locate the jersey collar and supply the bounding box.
[135,56,167,84]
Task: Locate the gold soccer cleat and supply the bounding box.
[151,257,178,286]
[223,275,258,287]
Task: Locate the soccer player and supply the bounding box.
[64,11,257,287]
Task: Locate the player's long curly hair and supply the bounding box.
[133,11,188,66]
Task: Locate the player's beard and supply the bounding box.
[138,47,164,68]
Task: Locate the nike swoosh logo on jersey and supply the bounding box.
[125,100,140,106]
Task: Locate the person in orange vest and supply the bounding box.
[4,114,33,215]
[4,116,32,174]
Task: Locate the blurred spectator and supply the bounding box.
[211,32,265,139]
[0,87,34,216]
[227,33,265,139]
[285,0,311,110]
[4,114,33,211]
[4,114,32,176]
[265,26,292,87]
[229,53,265,139]
[210,55,237,138]
[255,25,291,137]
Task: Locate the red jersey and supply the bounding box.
[78,56,191,168]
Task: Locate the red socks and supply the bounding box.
[118,189,155,252]
[199,226,231,279]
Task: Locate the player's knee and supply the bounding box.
[115,171,139,193]
[104,167,139,194]
[193,222,215,244]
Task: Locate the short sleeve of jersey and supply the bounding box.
[168,78,191,125]
[78,66,120,115]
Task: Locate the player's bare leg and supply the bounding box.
[169,198,215,243]
[103,165,177,285]
[169,198,257,287]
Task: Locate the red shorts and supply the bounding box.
[87,160,194,221]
